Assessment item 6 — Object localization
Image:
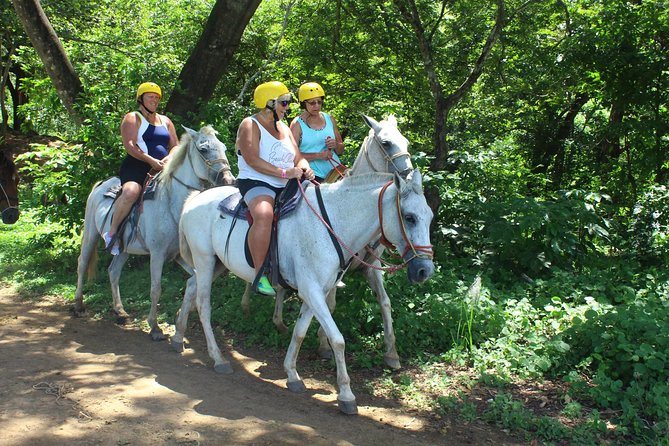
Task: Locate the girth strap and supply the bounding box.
[315,185,348,275]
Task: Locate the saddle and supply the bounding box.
[217,179,306,291]
[102,173,160,253]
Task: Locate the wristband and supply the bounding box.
[281,168,287,179]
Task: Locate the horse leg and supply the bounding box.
[316,287,337,359]
[240,283,253,316]
[73,221,100,316]
[108,252,130,323]
[172,261,229,353]
[147,253,167,341]
[171,274,197,352]
[194,259,232,374]
[365,266,401,369]
[272,288,289,334]
[284,302,312,393]
[295,292,358,415]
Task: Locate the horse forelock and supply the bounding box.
[199,125,217,136]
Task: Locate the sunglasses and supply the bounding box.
[279,100,290,107]
[306,99,323,106]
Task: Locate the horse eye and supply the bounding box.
[404,214,416,225]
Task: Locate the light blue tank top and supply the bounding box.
[297,112,342,179]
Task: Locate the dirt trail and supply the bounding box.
[0,287,525,445]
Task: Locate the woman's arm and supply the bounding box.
[328,115,345,156]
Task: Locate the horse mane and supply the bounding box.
[324,172,394,191]
[160,126,217,188]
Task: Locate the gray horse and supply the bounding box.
[173,171,434,414]
[73,126,234,340]
[241,115,414,369]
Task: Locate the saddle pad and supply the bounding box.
[216,181,309,221]
[103,184,122,199]
[103,176,158,200]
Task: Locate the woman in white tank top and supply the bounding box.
[236,81,315,296]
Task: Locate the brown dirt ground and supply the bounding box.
[0,285,530,446]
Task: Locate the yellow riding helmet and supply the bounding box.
[253,81,290,108]
[136,82,162,100]
[298,82,325,102]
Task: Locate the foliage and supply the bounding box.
[4,0,669,444]
[630,185,669,265]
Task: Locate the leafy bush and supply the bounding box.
[630,185,669,265]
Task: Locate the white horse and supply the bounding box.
[73,126,235,340]
[240,114,414,369]
[173,171,434,414]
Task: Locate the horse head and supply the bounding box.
[380,170,434,283]
[0,151,20,224]
[354,115,413,178]
[183,125,235,187]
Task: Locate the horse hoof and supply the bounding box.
[338,399,358,415]
[171,340,184,352]
[287,380,306,393]
[214,363,233,375]
[318,347,333,360]
[384,355,401,370]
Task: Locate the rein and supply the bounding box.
[297,179,432,273]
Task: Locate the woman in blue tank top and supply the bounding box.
[103,82,178,255]
[290,82,345,183]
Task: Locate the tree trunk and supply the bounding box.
[393,0,506,215]
[11,0,83,122]
[166,0,262,120]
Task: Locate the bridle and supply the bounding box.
[298,177,433,272]
[170,137,233,191]
[377,180,433,263]
[364,133,413,179]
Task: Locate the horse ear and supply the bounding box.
[394,171,407,193]
[362,114,382,134]
[410,170,423,194]
[182,125,197,138]
[386,115,398,127]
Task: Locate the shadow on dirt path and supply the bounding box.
[0,286,525,445]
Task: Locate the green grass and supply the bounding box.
[4,209,669,445]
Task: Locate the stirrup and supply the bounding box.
[256,276,276,296]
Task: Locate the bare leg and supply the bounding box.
[108,181,141,237]
[247,195,274,275]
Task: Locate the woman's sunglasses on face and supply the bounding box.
[306,99,323,106]
[279,100,290,107]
